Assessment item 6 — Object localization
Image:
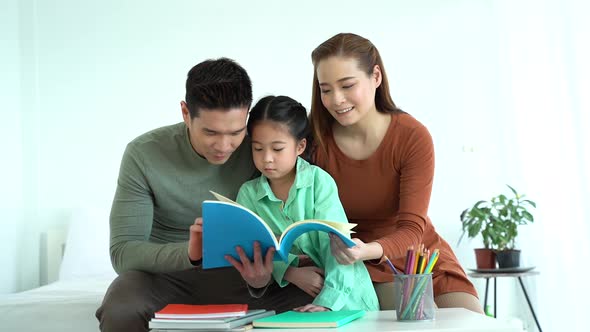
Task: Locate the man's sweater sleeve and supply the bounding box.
[109,144,193,274]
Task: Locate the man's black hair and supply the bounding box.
[185,58,253,118]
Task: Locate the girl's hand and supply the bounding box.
[284,266,324,297]
[329,234,383,265]
[297,254,314,267]
[225,241,275,289]
[293,304,330,312]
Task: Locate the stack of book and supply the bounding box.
[148,304,274,331]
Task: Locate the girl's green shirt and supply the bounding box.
[236,157,379,311]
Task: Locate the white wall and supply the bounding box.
[3,0,569,328]
[0,0,23,294]
[2,0,508,288]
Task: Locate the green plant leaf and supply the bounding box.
[474,200,487,208]
[523,211,534,222]
[507,184,518,196]
[523,199,536,208]
[460,209,468,220]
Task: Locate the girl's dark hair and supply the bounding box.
[309,33,403,154]
[248,95,311,158]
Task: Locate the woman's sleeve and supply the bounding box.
[374,124,435,264]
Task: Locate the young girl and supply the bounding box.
[235,95,379,312]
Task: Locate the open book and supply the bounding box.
[202,191,357,269]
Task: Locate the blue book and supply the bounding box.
[252,310,366,328]
[202,191,357,269]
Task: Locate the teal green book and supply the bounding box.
[252,310,365,328]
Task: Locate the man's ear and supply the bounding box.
[296,138,307,156]
[372,65,382,88]
[181,101,191,126]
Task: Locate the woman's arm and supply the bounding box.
[372,124,434,263]
[328,123,434,265]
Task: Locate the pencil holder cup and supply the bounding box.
[393,274,435,321]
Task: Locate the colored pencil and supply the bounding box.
[401,247,414,309]
[424,249,440,274]
[384,255,400,275]
[415,253,424,275]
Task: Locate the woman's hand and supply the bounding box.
[329,234,383,265]
[225,241,275,289]
[284,266,325,298]
[293,304,330,312]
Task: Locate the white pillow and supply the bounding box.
[58,207,117,281]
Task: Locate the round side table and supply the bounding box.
[468,269,542,332]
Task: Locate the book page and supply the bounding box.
[210,190,239,204]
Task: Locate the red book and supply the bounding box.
[155,304,249,319]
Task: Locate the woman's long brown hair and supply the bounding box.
[310,33,402,155]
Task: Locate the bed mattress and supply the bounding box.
[0,277,113,332]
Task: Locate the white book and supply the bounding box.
[148,309,274,330]
[151,323,253,332]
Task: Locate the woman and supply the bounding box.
[309,32,483,313]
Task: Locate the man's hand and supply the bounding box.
[225,241,274,289]
[284,266,325,297]
[293,304,330,312]
[188,217,203,262]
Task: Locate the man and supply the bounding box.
[96,58,312,332]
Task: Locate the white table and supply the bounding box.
[253,308,520,332]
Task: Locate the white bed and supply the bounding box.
[0,209,117,332]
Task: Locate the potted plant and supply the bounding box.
[459,201,497,269]
[487,185,536,268]
[460,185,536,269]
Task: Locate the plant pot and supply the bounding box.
[474,248,496,269]
[495,249,521,268]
